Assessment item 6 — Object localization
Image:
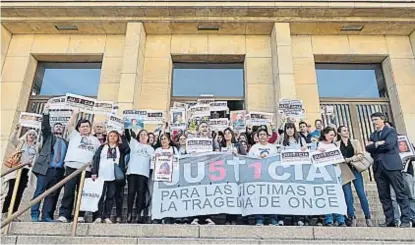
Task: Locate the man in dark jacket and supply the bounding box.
[366,112,410,228]
[31,102,69,222]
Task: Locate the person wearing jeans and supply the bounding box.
[337,125,373,227]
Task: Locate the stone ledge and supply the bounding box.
[199,226,313,239]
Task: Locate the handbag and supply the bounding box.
[350,151,374,172]
[4,142,24,168]
[114,163,125,181]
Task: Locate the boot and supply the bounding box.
[127,214,133,224]
[136,215,143,224]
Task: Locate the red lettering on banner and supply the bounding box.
[208,160,226,181]
[248,162,262,179]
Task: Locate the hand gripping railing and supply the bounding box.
[1,162,90,236]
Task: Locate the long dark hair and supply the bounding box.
[282,122,300,146]
[336,125,347,142]
[154,132,177,149]
[221,127,237,148]
[217,131,225,144]
[319,126,336,142]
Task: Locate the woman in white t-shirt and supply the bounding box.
[317,126,346,227]
[124,129,154,223]
[248,128,279,226]
[151,133,178,224]
[177,132,188,155]
[91,130,130,224]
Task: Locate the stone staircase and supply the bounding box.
[2,223,415,244]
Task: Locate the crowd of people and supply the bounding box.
[2,102,415,228]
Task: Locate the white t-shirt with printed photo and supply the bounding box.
[127,139,155,178]
[64,130,101,170]
[248,143,278,158]
[98,145,120,181]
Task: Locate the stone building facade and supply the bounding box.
[1,0,415,160]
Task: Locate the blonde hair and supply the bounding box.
[20,129,38,142]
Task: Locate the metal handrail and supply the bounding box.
[1,163,31,178]
[1,162,90,236]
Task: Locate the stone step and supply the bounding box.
[2,236,414,245]
[6,223,415,242]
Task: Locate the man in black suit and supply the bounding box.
[366,112,410,227]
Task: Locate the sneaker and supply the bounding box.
[326,223,333,227]
[270,218,278,226]
[190,218,200,225]
[317,222,323,226]
[278,220,284,226]
[205,218,215,225]
[366,218,373,227]
[31,216,39,222]
[104,218,112,224]
[57,216,68,223]
[225,221,231,225]
[93,218,102,224]
[116,217,122,224]
[231,221,237,225]
[42,217,54,222]
[339,223,347,227]
[77,217,85,223]
[297,221,305,226]
[255,219,264,226]
[351,218,357,227]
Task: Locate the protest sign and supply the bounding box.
[398,135,415,160]
[186,138,213,153]
[19,112,42,129]
[106,115,124,132]
[247,111,273,126]
[310,148,344,167]
[94,101,114,115]
[281,150,311,166]
[209,101,228,112]
[49,109,72,127]
[231,111,246,132]
[123,110,146,131]
[66,93,96,113]
[197,95,215,105]
[209,118,229,132]
[154,155,174,182]
[80,178,104,212]
[278,99,305,118]
[146,110,164,124]
[189,104,211,118]
[170,107,187,130]
[48,96,67,110]
[151,153,346,219]
[173,102,188,109]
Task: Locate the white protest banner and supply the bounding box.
[123,110,146,131]
[93,101,114,115]
[247,111,273,126]
[49,109,72,127]
[151,153,346,219]
[154,155,174,182]
[197,95,215,105]
[209,118,229,132]
[280,150,311,166]
[209,101,228,112]
[146,110,164,124]
[398,135,415,160]
[48,96,67,110]
[170,107,187,130]
[189,104,211,118]
[106,115,124,132]
[66,93,96,113]
[173,102,188,109]
[311,148,345,167]
[231,110,247,132]
[278,99,305,118]
[186,138,213,153]
[19,112,42,129]
[80,178,104,212]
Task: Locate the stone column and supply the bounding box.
[1,25,12,72]
[271,23,297,122]
[116,22,146,115]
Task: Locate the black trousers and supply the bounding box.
[115,179,125,218]
[2,168,29,214]
[94,181,116,220]
[375,163,411,224]
[127,174,148,217]
[58,167,91,220]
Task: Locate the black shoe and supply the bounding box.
[400,222,411,228]
[136,216,143,224]
[127,214,133,224]
[379,222,396,227]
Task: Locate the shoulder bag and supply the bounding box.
[350,151,374,172]
[4,142,25,168]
